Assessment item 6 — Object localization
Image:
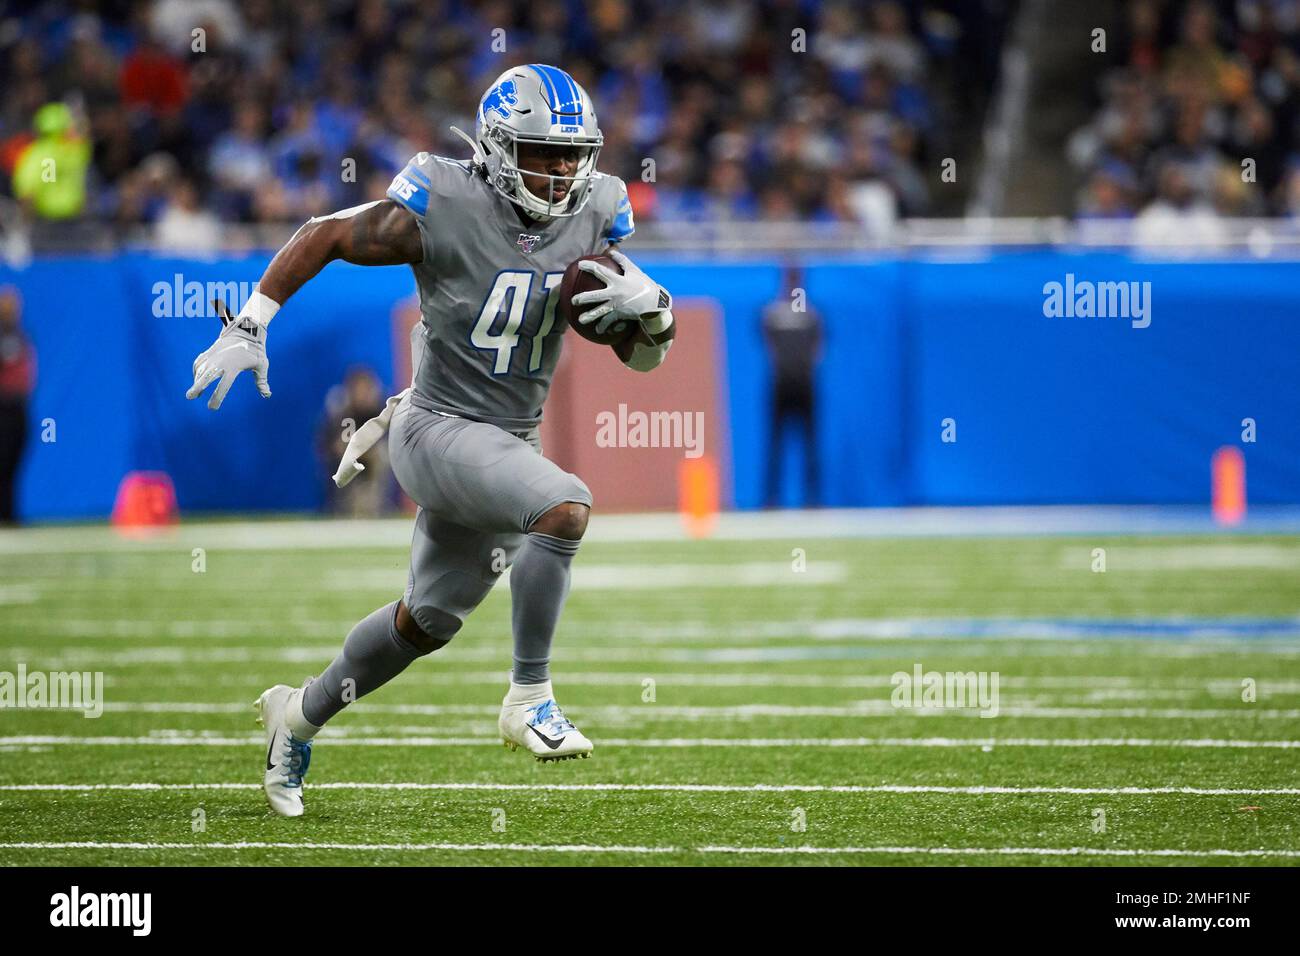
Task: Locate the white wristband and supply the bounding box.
[239,289,281,329]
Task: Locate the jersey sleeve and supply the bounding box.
[386,152,470,267]
[386,154,435,218]
[604,176,635,244]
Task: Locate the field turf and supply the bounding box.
[1,515,1298,866]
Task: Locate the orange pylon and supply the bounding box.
[1211,446,1246,526]
[678,456,719,538]
[111,471,179,531]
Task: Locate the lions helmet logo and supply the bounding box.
[482,80,520,120]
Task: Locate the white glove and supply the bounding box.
[333,389,407,487]
[573,248,671,336]
[186,299,273,410]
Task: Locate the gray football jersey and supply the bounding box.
[386,153,635,431]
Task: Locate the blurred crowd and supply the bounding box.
[1071,0,1300,236]
[0,0,1005,248]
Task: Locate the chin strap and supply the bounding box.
[453,124,563,222]
[449,126,488,167]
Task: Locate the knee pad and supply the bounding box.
[400,605,463,655]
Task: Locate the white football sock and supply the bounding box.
[505,679,553,705]
[285,686,322,740]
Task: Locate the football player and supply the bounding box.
[186,65,675,817]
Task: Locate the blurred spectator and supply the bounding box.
[1134,161,1227,250]
[120,27,188,118]
[12,102,91,220]
[151,0,246,56]
[762,264,823,509]
[701,158,758,221]
[844,132,903,238]
[1213,162,1262,216]
[318,366,390,517]
[1281,163,1300,218]
[269,100,337,219]
[1147,101,1225,201]
[1164,0,1227,100]
[208,102,273,219]
[1077,162,1138,220]
[154,177,222,253]
[865,1,926,83]
[0,287,35,525]
[114,152,180,225]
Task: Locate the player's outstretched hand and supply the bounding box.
[573,248,669,335]
[186,301,272,411]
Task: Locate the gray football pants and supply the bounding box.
[387,394,592,643]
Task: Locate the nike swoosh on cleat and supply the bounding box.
[528,725,564,750]
[266,735,277,771]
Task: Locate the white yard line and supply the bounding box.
[1059,543,1300,571]
[4,505,1300,553]
[0,585,39,605]
[6,658,1299,694]
[0,840,1294,859]
[81,701,1300,719]
[3,782,1298,796]
[2,735,1296,748]
[11,641,1300,662]
[11,616,1300,644]
[694,846,1300,858]
[330,563,848,591]
[0,840,672,854]
[10,617,1300,659]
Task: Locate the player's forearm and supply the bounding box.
[256,217,345,306]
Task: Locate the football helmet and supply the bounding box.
[452,64,603,221]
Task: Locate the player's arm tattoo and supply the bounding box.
[338,200,424,265]
[257,199,423,304]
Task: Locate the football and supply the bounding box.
[558,254,638,345]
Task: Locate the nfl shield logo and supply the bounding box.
[517,233,541,254]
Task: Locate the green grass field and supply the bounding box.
[1,515,1299,866]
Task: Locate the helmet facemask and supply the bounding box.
[483,124,602,221]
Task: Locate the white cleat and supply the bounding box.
[499,683,593,762]
[254,684,314,817]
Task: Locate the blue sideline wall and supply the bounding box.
[1,251,1295,520]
